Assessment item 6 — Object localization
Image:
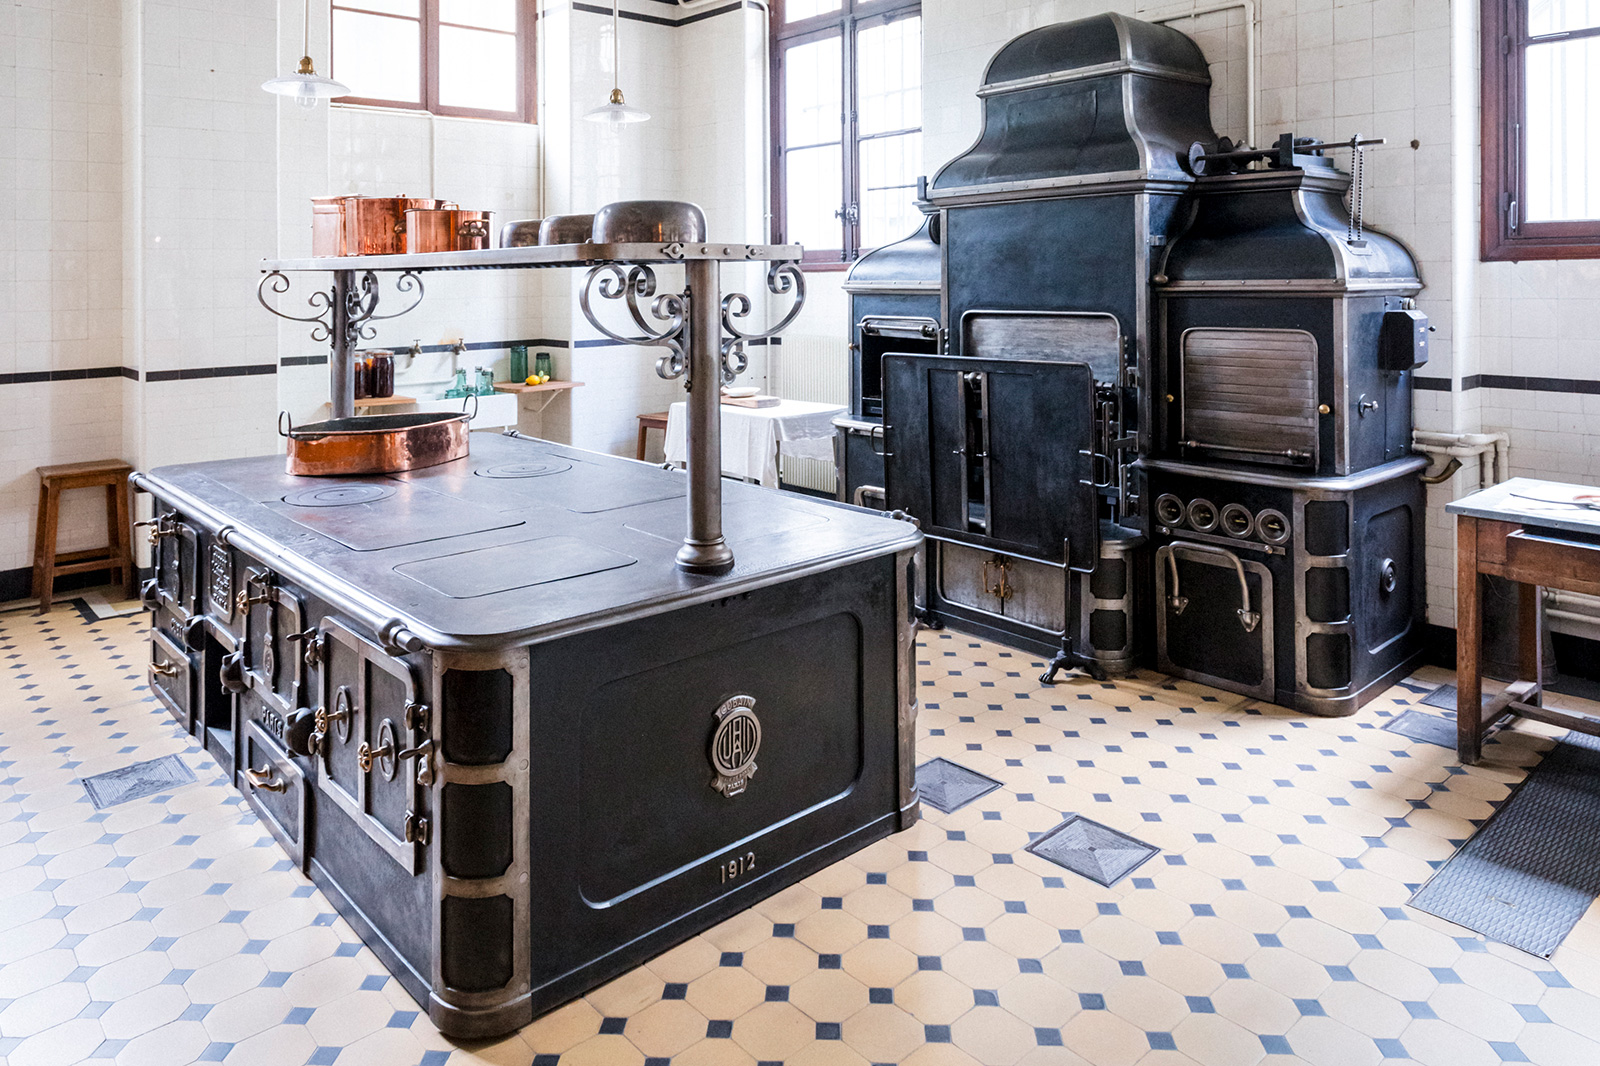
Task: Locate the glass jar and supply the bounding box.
[367,350,395,398]
[353,353,372,400]
[534,352,553,381]
[509,345,528,383]
[475,366,494,395]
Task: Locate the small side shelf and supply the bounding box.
[491,381,585,395]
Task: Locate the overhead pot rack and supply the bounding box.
[257,227,807,576]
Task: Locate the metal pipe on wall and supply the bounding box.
[1152,0,1256,149]
[677,259,735,574]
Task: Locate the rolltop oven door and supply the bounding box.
[882,353,1099,571]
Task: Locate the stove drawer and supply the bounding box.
[149,627,195,730]
[242,718,308,869]
[938,542,1066,634]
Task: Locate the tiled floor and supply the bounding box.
[6,598,1600,1066]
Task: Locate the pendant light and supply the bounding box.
[263,0,349,109]
[585,0,650,124]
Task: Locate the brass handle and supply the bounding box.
[244,766,287,793]
[356,741,390,774]
[151,659,179,677]
[235,589,271,614]
[460,219,487,238]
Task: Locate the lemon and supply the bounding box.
[525,375,539,385]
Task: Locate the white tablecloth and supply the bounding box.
[664,399,845,488]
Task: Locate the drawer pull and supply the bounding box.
[151,659,180,677]
[245,766,287,793]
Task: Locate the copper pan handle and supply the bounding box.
[278,411,293,437]
[459,219,488,239]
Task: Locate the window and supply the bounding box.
[1482,0,1600,259]
[772,0,922,266]
[332,0,536,122]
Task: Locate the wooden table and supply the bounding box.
[1449,478,1600,763]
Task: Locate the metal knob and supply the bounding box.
[1380,558,1398,594]
[244,766,287,793]
[1318,404,1332,415]
[218,650,247,694]
[235,589,271,615]
[357,740,390,774]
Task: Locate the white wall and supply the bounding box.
[0,1,125,577]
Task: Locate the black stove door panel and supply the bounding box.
[884,353,1098,570]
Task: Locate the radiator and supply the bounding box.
[770,334,848,493]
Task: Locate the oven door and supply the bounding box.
[315,618,430,873]
[883,353,1098,570]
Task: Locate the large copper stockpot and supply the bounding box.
[279,410,471,476]
[311,196,348,256]
[404,208,495,254]
[342,196,455,256]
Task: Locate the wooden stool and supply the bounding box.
[636,411,670,461]
[32,460,136,615]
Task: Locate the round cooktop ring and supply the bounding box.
[282,484,398,507]
[475,460,573,479]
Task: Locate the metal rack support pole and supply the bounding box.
[330,270,355,419]
[677,259,734,574]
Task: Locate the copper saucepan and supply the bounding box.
[404,208,495,254]
[343,196,456,256]
[278,406,473,476]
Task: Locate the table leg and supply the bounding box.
[636,421,649,462]
[1457,514,1484,764]
[1519,581,1544,707]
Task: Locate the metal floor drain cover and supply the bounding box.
[81,754,197,809]
[476,460,573,479]
[1422,684,1458,710]
[282,483,396,507]
[1383,709,1459,748]
[1027,815,1159,887]
[916,758,1002,814]
[1410,732,1600,957]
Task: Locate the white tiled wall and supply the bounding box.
[0,1,126,575]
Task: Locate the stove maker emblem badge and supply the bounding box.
[709,695,762,797]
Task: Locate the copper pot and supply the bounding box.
[343,196,455,256]
[404,208,495,254]
[279,410,470,476]
[311,196,348,257]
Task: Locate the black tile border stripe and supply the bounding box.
[1412,374,1600,395]
[0,366,138,386]
[4,331,788,384]
[144,365,277,382]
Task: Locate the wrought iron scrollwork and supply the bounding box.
[256,269,427,348]
[719,261,806,384]
[578,264,689,381]
[577,258,806,386]
[257,271,336,343]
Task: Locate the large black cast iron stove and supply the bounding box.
[134,433,921,1037]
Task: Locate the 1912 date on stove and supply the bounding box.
[719,851,757,885]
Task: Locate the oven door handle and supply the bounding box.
[1157,541,1260,633]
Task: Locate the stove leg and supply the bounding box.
[1040,639,1107,685]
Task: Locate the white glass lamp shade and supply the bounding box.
[263,58,349,109]
[585,88,650,124]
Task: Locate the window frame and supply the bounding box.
[1481,0,1600,260]
[771,0,922,269]
[331,0,538,124]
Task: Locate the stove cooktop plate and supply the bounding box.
[620,495,829,544]
[265,482,523,551]
[394,536,636,598]
[281,484,398,507]
[475,460,575,479]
